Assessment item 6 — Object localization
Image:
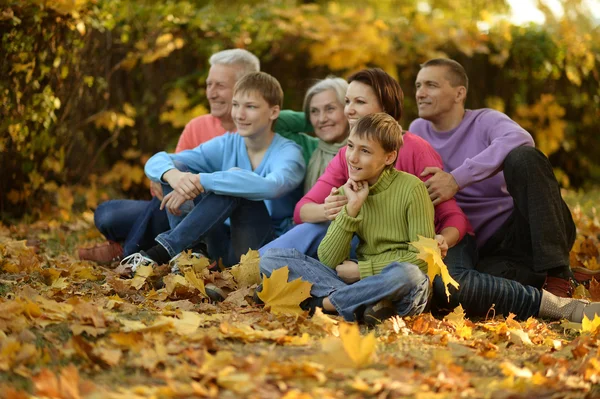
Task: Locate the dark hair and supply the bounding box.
[347,68,404,122]
[351,113,403,158]
[421,58,469,92]
[233,71,283,108]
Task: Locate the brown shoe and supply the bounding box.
[543,276,576,298]
[78,241,123,264]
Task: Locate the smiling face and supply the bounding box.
[206,64,240,121]
[309,89,348,144]
[344,81,383,128]
[345,131,397,185]
[231,90,279,138]
[415,65,464,125]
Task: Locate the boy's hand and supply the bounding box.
[150,180,164,201]
[324,187,348,221]
[336,260,360,284]
[160,191,187,216]
[344,179,369,217]
[435,234,449,258]
[163,169,204,200]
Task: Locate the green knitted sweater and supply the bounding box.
[317,168,435,279]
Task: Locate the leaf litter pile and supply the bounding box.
[1,208,600,399]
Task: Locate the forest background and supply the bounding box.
[1,0,599,222]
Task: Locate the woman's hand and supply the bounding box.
[435,234,449,258]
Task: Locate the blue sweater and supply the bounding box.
[145,132,306,235]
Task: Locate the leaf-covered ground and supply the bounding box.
[1,196,599,398]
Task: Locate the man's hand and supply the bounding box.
[420,167,459,206]
[162,169,204,200]
[344,179,369,217]
[150,180,164,201]
[435,234,449,258]
[160,191,188,216]
[336,260,360,284]
[324,187,348,221]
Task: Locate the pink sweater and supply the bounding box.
[175,114,227,153]
[294,132,472,239]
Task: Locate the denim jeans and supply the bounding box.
[259,248,430,321]
[259,222,359,260]
[431,234,542,319]
[156,191,274,267]
[94,198,170,257]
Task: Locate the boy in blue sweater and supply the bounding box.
[117,72,306,276]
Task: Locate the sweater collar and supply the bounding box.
[369,168,395,195]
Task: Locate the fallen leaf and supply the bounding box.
[230,250,261,288]
[411,235,459,299]
[130,264,154,290]
[589,278,600,302]
[508,329,533,346]
[257,266,312,315]
[581,314,600,334]
[339,323,377,367]
[183,269,207,297]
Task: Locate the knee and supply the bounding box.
[384,262,428,287]
[94,201,116,233]
[504,146,548,178]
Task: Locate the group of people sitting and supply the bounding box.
[79,48,600,326]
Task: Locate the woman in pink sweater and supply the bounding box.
[260,68,471,258]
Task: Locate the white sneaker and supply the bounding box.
[117,252,156,277]
[169,251,207,274]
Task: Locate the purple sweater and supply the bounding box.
[409,109,535,248]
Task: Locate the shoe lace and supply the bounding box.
[120,253,154,273]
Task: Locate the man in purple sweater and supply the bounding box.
[410,58,577,300]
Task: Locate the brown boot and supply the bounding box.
[543,276,576,298]
[78,241,123,264]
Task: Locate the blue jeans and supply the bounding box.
[259,222,359,259]
[430,234,542,319]
[156,192,274,267]
[94,198,170,257]
[260,248,430,321]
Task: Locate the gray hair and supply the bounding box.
[303,76,348,118]
[209,49,260,80]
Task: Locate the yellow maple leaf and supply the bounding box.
[339,323,377,368]
[410,235,459,299]
[581,314,600,334]
[257,266,312,315]
[230,250,261,288]
[175,250,211,273]
[444,305,472,339]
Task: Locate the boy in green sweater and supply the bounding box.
[259,113,435,324]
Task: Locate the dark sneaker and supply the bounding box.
[253,284,264,305]
[300,296,325,316]
[543,276,576,298]
[363,299,398,326]
[78,241,123,264]
[205,283,226,302]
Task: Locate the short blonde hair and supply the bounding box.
[233,72,283,108]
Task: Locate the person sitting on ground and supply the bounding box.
[301,77,349,193]
[260,68,470,260]
[260,113,435,325]
[409,58,577,298]
[116,72,305,276]
[79,48,260,264]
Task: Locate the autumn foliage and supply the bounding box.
[1,0,599,220]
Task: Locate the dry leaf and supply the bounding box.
[410,235,459,299]
[130,264,154,290]
[257,266,312,315]
[581,314,600,334]
[230,250,261,288]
